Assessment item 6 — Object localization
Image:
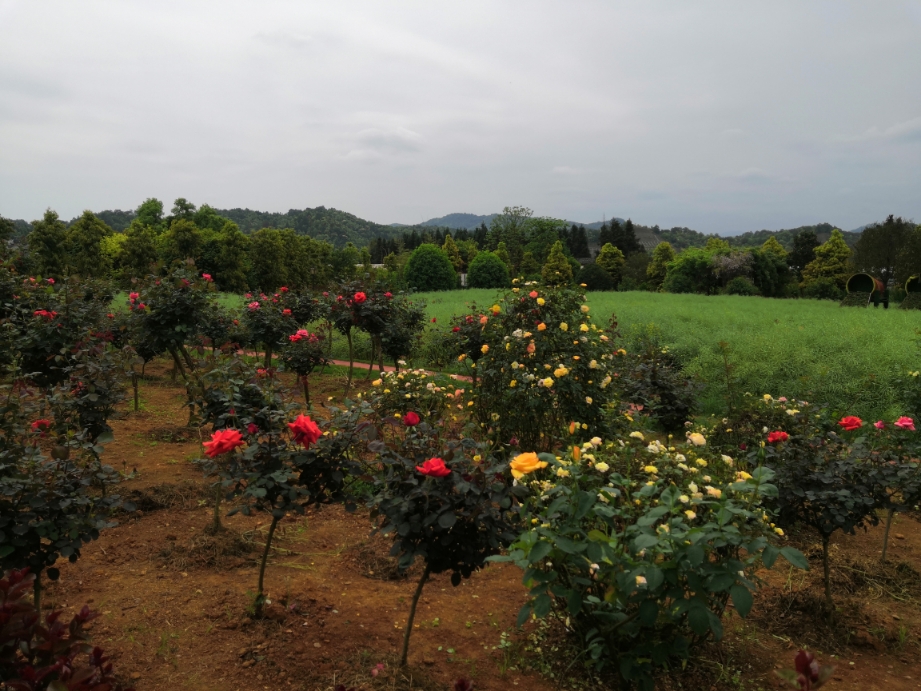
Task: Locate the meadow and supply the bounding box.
[419,290,921,421]
[209,288,921,420]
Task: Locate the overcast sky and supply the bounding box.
[1,1,920,235]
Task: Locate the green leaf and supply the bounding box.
[730,585,753,618]
[587,529,608,542]
[533,593,552,618]
[708,573,734,592]
[528,540,553,564]
[634,533,658,550]
[516,603,531,628]
[437,511,456,529]
[687,605,710,636]
[761,544,780,568]
[553,535,582,554]
[638,599,658,627]
[567,590,582,617]
[780,546,809,570]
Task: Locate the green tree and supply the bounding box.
[65,211,112,278]
[160,218,202,267]
[520,250,540,277]
[852,215,915,285]
[524,217,569,264]
[494,242,512,272]
[405,244,457,291]
[541,240,573,286]
[136,197,165,230]
[761,236,788,260]
[330,242,360,282]
[705,237,731,254]
[615,219,644,257]
[0,216,15,256]
[577,263,615,291]
[789,229,819,278]
[27,209,68,278]
[467,251,510,289]
[801,229,852,290]
[646,242,676,289]
[249,228,288,291]
[596,243,626,285]
[214,221,250,291]
[662,248,718,294]
[171,197,196,220]
[488,206,532,269]
[442,234,465,273]
[117,220,159,280]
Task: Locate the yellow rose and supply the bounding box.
[481,344,489,354]
[510,452,548,479]
[685,510,697,521]
[554,367,569,378]
[580,324,589,332]
[644,465,658,474]
[536,297,546,306]
[595,462,610,472]
[560,322,569,331]
[580,305,589,313]
[372,379,382,386]
[585,396,593,404]
[458,354,467,362]
[687,432,706,446]
[541,377,554,387]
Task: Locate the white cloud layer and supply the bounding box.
[0,0,919,234]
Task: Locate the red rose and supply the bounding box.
[403,411,420,427]
[838,416,862,432]
[452,326,460,332]
[280,286,289,292]
[202,273,212,281]
[415,457,451,478]
[431,318,436,323]
[31,419,52,436]
[288,414,321,447]
[203,428,245,458]
[529,291,538,298]
[247,423,259,435]
[106,313,114,319]
[385,292,393,299]
[354,292,367,304]
[767,430,789,443]
[282,309,292,316]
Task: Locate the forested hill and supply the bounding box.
[212,207,440,247]
[420,212,497,229]
[653,222,861,251]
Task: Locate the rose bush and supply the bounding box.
[494,433,806,690]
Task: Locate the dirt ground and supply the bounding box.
[35,359,921,690]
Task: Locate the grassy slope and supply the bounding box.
[415,290,921,420]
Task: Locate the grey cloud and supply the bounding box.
[0,1,918,234]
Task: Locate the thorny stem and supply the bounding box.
[256,516,281,617]
[400,563,431,666]
[881,507,896,562]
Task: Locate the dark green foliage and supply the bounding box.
[576,262,615,291]
[467,251,510,289]
[748,248,788,297]
[116,221,159,282]
[723,276,760,296]
[27,210,68,279]
[852,214,918,285]
[801,277,843,301]
[662,248,718,295]
[788,229,819,278]
[614,328,699,431]
[405,244,456,292]
[66,211,112,278]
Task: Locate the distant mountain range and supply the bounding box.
[4,204,873,251]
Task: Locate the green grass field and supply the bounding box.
[415,290,921,420]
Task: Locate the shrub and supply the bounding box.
[241,286,299,368]
[801,277,843,301]
[467,251,510,289]
[614,327,699,432]
[0,569,132,691]
[367,421,514,665]
[279,329,328,405]
[405,244,457,292]
[469,284,617,450]
[723,276,760,296]
[495,436,806,690]
[576,262,615,291]
[370,369,461,420]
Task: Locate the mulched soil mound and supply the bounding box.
[123,480,209,512]
[900,292,921,310]
[159,528,254,570]
[840,291,871,307]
